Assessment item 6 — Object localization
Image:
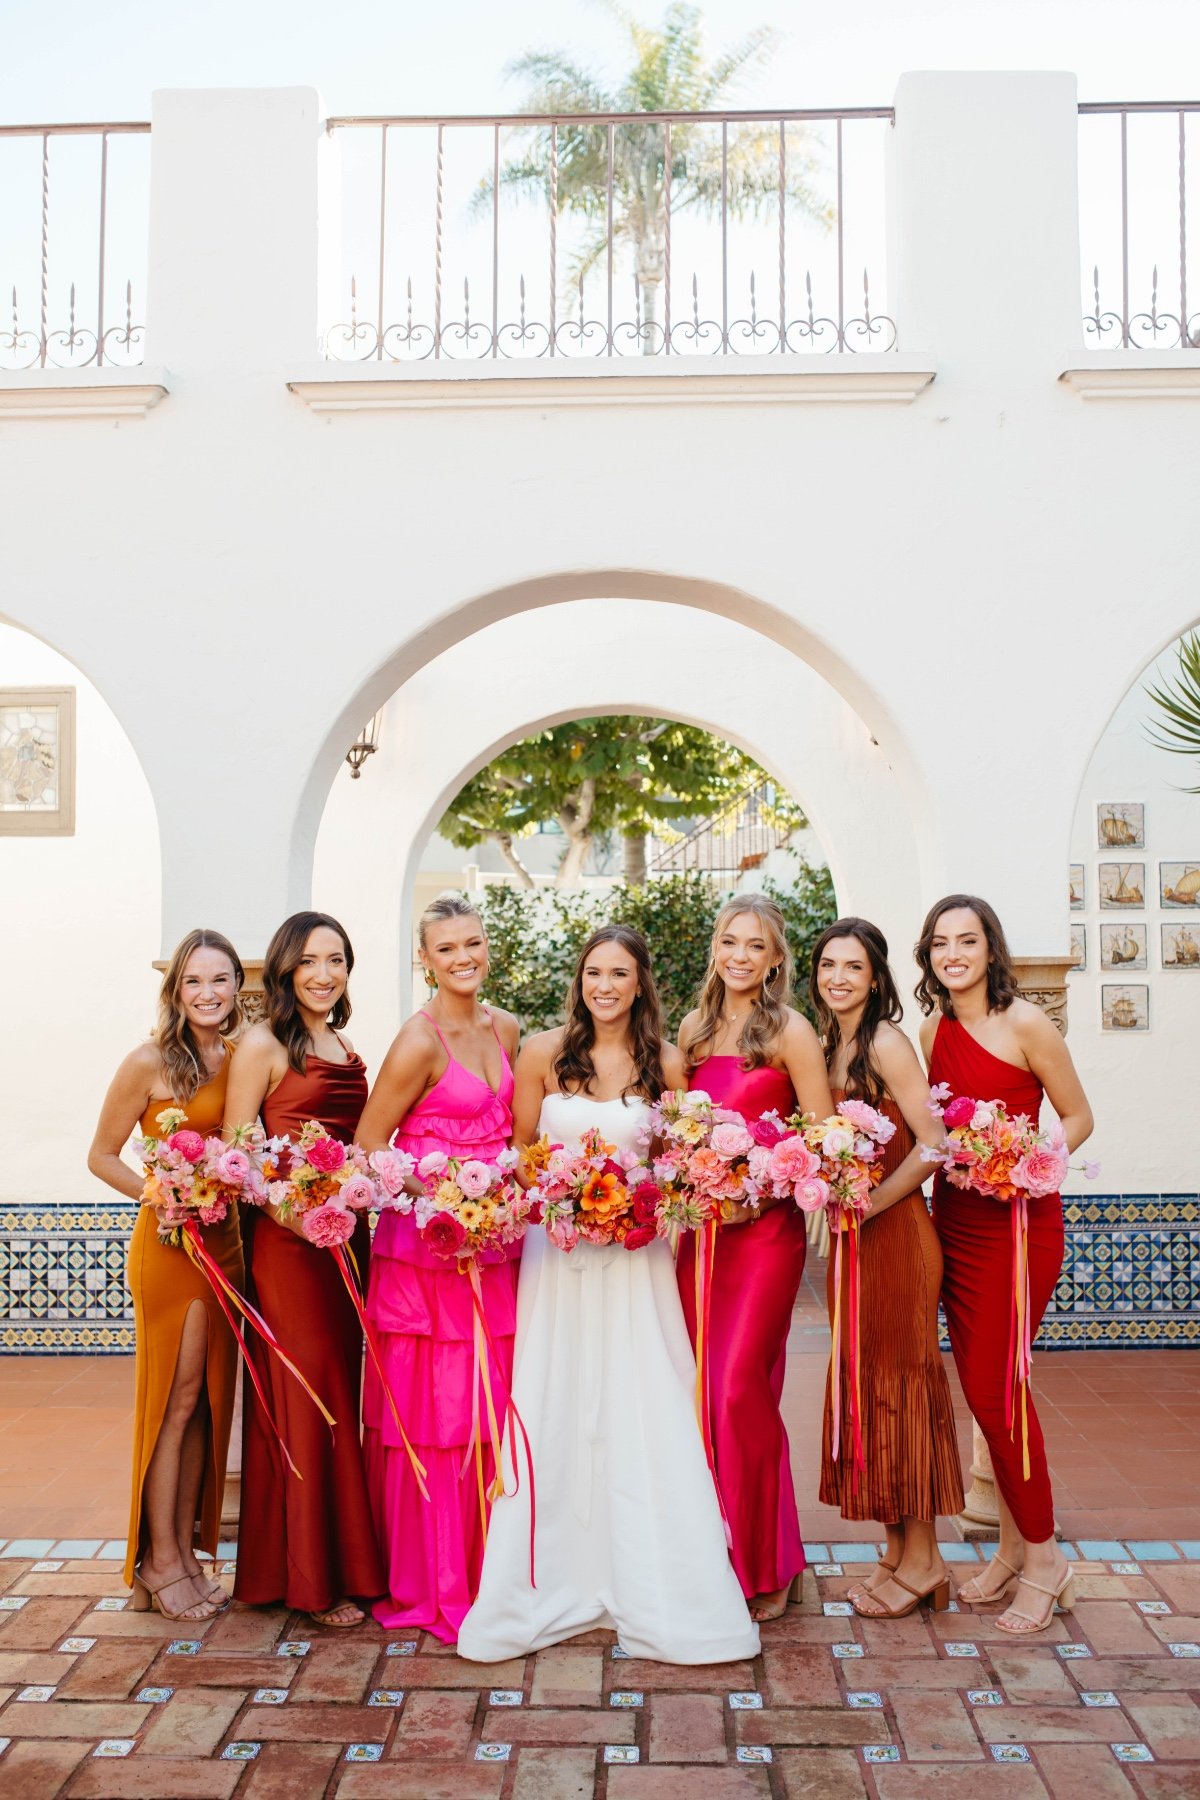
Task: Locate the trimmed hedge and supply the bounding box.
[476,862,836,1035]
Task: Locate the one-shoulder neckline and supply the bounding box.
[937,1014,1034,1080]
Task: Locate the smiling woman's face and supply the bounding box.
[580,939,640,1026]
[292,926,349,1017]
[929,907,990,997]
[420,913,488,998]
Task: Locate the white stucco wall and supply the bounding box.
[1,72,1198,1205]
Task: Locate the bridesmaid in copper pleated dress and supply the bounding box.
[89,929,245,1622]
[676,895,833,1622]
[809,918,964,1619]
[225,912,383,1627]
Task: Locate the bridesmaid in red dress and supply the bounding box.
[676,895,833,1621]
[916,894,1093,1636]
[225,912,383,1627]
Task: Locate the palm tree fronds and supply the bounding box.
[1145,630,1200,793]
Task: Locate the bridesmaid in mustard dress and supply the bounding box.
[90,929,245,1622]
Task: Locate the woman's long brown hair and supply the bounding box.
[154,929,244,1104]
[263,911,355,1075]
[685,894,795,1073]
[914,893,1019,1018]
[553,925,667,1101]
[808,917,902,1109]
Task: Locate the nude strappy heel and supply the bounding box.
[131,1565,221,1622]
[995,1569,1076,1635]
[957,1552,1020,1606]
[850,1571,952,1620]
[847,1557,897,1601]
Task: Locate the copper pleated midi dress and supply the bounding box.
[819,1093,964,1525]
[124,1053,244,1588]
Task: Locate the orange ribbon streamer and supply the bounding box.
[459,1260,537,1589]
[829,1209,865,1489]
[1006,1195,1033,1481]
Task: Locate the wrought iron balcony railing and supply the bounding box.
[1080,102,1199,350]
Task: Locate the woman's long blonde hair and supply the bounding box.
[154,928,244,1103]
[685,894,795,1073]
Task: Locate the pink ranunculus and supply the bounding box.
[629,1181,663,1226]
[306,1135,347,1174]
[941,1095,976,1130]
[456,1160,492,1200]
[769,1136,821,1188]
[793,1176,831,1214]
[748,1112,788,1148]
[417,1151,448,1179]
[623,1223,658,1251]
[821,1125,854,1158]
[1012,1143,1068,1198]
[422,1210,468,1258]
[196,1200,228,1226]
[339,1173,377,1211]
[301,1202,356,1248]
[217,1147,251,1185]
[710,1121,754,1160]
[370,1149,414,1197]
[168,1129,206,1164]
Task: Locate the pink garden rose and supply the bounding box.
[339,1173,377,1211]
[456,1160,492,1200]
[837,1098,892,1139]
[196,1200,228,1226]
[168,1129,206,1164]
[768,1136,821,1189]
[301,1202,357,1248]
[941,1095,976,1130]
[748,1112,788,1148]
[306,1135,347,1174]
[1012,1142,1068,1198]
[216,1147,251,1185]
[623,1223,658,1251]
[370,1148,414,1198]
[793,1175,831,1213]
[629,1180,663,1226]
[710,1121,754,1160]
[422,1210,468,1258]
[417,1151,448,1179]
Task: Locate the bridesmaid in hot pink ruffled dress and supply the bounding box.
[358,895,520,1643]
[676,895,833,1622]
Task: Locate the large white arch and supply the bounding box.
[314,599,919,1072]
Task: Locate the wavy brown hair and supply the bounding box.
[554,925,667,1101]
[914,893,1019,1018]
[808,917,902,1109]
[685,894,795,1073]
[154,929,244,1104]
[263,911,355,1075]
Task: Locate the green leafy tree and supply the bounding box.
[439,715,803,888]
[1146,630,1200,792]
[477,0,829,344]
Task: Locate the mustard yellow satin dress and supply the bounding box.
[124,1052,243,1586]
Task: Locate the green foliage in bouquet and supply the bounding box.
[477,859,836,1035]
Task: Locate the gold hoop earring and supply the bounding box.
[424,968,437,992]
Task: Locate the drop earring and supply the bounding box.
[424,968,437,992]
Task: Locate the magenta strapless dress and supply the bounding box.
[364,1014,519,1641]
[676,1057,807,1598]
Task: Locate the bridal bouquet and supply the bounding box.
[412,1148,531,1262]
[137,1109,266,1247]
[641,1089,765,1230]
[524,1130,658,1252]
[921,1087,1098,1482]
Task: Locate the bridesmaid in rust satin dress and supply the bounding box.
[676,895,833,1622]
[809,918,963,1621]
[917,894,1093,1636]
[225,912,383,1626]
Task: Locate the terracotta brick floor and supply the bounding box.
[0,1262,1197,1796]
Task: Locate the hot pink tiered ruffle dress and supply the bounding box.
[363,1012,519,1641]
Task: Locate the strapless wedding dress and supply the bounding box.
[457,1092,758,1663]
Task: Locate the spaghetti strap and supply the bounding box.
[482,1006,504,1052]
[418,1010,450,1052]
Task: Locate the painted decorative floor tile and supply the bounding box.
[1111,1743,1154,1763]
[58,1636,95,1652]
[0,1596,29,1611]
[369,1690,404,1707]
[221,1744,261,1761]
[31,1559,63,1572]
[93,1598,126,1611]
[167,1639,202,1655]
[604,1746,639,1764]
[992,1744,1031,1763]
[832,1642,864,1658]
[1081,1691,1121,1707]
[475,1744,511,1762]
[610,1690,643,1706]
[864,1745,901,1763]
[16,1686,55,1702]
[489,1690,522,1706]
[611,1645,630,1658]
[737,1746,773,1763]
[1168,1642,1200,1657]
[252,1688,288,1704]
[823,1601,854,1616]
[1057,1643,1093,1659]
[968,1690,1004,1706]
[1111,1561,1142,1574]
[345,1745,383,1762]
[137,1687,173,1703]
[846,1691,884,1708]
[95,1742,136,1758]
[944,1642,979,1657]
[386,1640,417,1656]
[729,1692,763,1709]
[1137,1600,1171,1614]
[813,1563,844,1576]
[276,1640,310,1657]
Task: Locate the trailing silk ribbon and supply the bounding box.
[1006,1194,1033,1481]
[693,1218,733,1548]
[180,1217,334,1480]
[828,1209,866,1489]
[459,1260,537,1588]
[329,1239,430,1502]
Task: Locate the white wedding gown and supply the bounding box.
[457,1092,759,1663]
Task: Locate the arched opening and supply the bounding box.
[312,598,922,1074]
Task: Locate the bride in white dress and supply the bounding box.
[458,926,759,1664]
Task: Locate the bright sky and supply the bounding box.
[1,0,1197,122]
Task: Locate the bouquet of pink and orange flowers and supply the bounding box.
[257,1121,401,1248]
[640,1089,765,1231]
[921,1086,1098,1480]
[411,1148,533,1262]
[137,1109,266,1247]
[524,1130,660,1253]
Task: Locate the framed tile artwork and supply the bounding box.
[1099,923,1146,971]
[1069,865,1085,910]
[0,688,75,836]
[1098,862,1145,909]
[1101,984,1149,1032]
[1160,862,1200,908]
[1097,802,1145,850]
[1161,922,1200,969]
[1068,924,1086,971]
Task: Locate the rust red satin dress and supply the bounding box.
[677,1057,806,1599]
[929,1016,1064,1543]
[234,1048,384,1611]
[820,1092,964,1524]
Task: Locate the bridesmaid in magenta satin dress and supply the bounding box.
[676,895,834,1621]
[358,895,521,1644]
